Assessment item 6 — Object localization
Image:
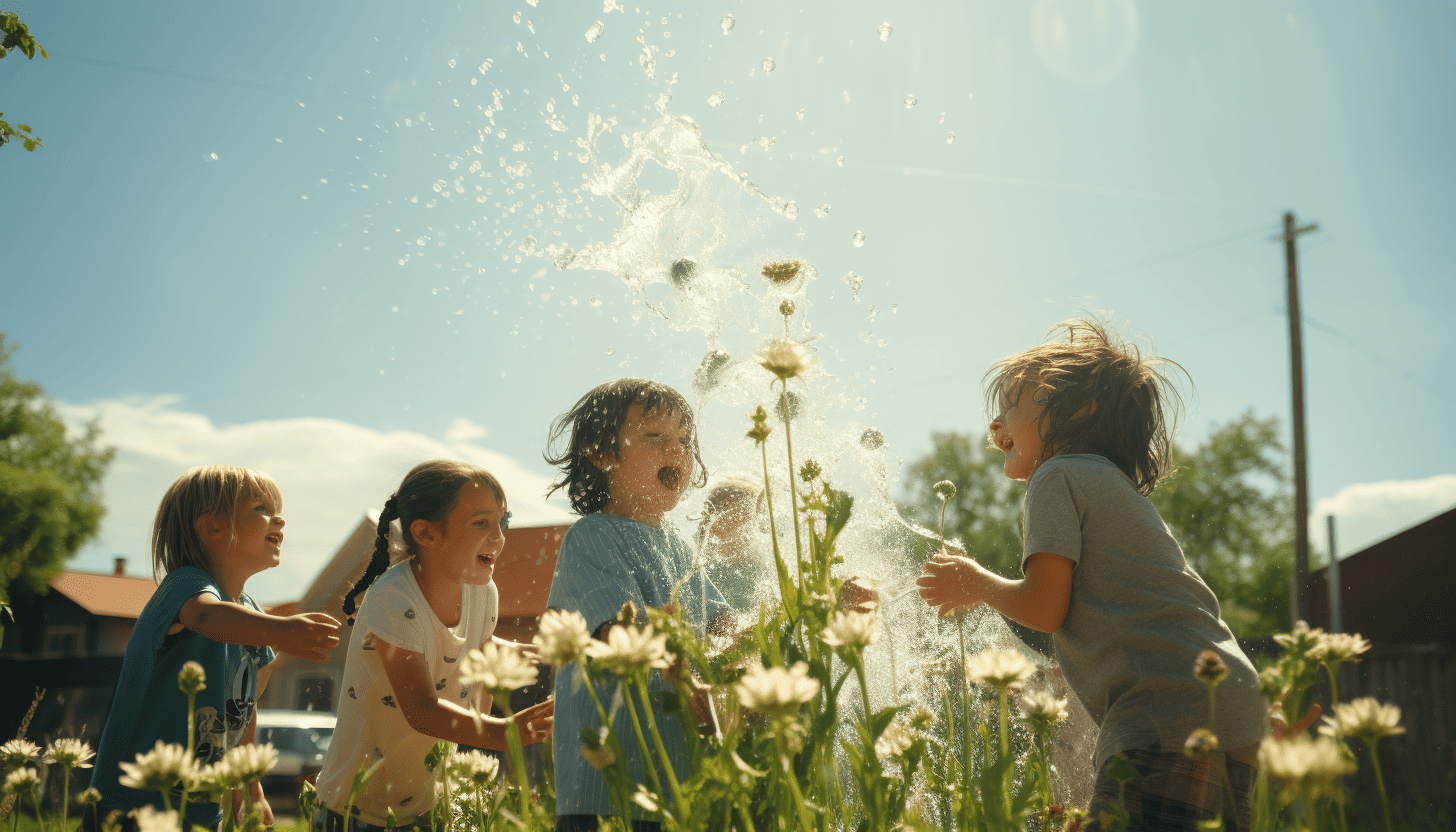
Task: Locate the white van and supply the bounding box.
[255,710,337,788]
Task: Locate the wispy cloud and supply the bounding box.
[59,397,574,604]
[1312,474,1456,557]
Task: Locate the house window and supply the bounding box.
[45,626,85,656]
[296,677,334,712]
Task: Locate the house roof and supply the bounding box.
[1308,504,1456,646]
[48,571,158,619]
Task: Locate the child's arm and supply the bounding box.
[178,595,341,662]
[376,636,553,751]
[916,551,1074,633]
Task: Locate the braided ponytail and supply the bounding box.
[343,494,400,625]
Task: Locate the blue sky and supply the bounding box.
[4,0,1453,603]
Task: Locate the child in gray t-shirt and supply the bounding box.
[917,319,1265,831]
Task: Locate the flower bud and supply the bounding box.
[779,299,796,317]
[1193,650,1228,686]
[761,260,802,285]
[932,480,956,501]
[178,661,207,697]
[799,460,822,483]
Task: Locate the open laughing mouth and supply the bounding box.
[477,553,495,567]
[266,533,284,547]
[658,466,681,491]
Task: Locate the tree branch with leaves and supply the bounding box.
[1,11,48,151]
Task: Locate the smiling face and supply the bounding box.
[425,480,509,586]
[989,384,1048,481]
[221,488,286,577]
[597,402,695,527]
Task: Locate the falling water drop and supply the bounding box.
[860,427,885,450]
[707,92,726,107]
[852,230,866,247]
[762,58,776,73]
[815,204,831,218]
[878,22,892,41]
[589,296,603,306]
[605,346,616,355]
[720,14,735,34]
[836,155,845,166]
[868,305,879,321]
[947,132,955,144]
[783,200,799,219]
[796,109,806,120]
[904,94,917,108]
[844,271,863,299]
[585,21,605,42]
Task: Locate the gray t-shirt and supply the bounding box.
[1023,454,1267,770]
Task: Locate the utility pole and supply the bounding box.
[1278,211,1319,626]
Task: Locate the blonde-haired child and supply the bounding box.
[92,465,341,829]
[917,320,1267,831]
[312,460,553,832]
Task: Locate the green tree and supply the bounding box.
[1,11,48,151]
[0,333,114,631]
[899,411,1292,637]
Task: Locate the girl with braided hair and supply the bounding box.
[313,460,554,832]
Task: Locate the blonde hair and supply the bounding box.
[151,465,281,581]
[983,319,1187,495]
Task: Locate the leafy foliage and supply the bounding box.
[1,12,48,151]
[900,412,1293,637]
[0,333,115,618]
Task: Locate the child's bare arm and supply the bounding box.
[376,637,553,751]
[916,551,1074,633]
[178,595,341,662]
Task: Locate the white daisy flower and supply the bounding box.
[446,750,500,790]
[0,739,41,772]
[1018,689,1069,733]
[585,624,672,678]
[1319,697,1404,745]
[2,767,40,797]
[460,642,541,694]
[533,609,593,668]
[965,649,1037,693]
[734,662,820,719]
[131,805,181,832]
[118,741,199,794]
[48,737,96,769]
[821,610,882,651]
[753,339,812,381]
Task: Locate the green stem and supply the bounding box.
[1037,730,1054,815]
[578,667,637,821]
[498,698,532,823]
[1323,661,1341,712]
[775,728,817,832]
[853,661,872,731]
[181,689,196,827]
[1367,741,1393,832]
[780,383,805,593]
[620,676,666,803]
[27,792,46,832]
[956,616,973,799]
[59,766,70,832]
[632,678,683,814]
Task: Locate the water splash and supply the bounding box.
[947,132,955,144]
[878,22,893,41]
[904,93,917,108]
[706,92,726,107]
[814,203,831,218]
[853,230,866,247]
[761,57,776,73]
[719,14,735,34]
[844,271,863,300]
[585,21,605,42]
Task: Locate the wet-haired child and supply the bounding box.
[92,465,342,830]
[695,475,765,612]
[544,378,731,832]
[312,460,553,832]
[916,320,1267,832]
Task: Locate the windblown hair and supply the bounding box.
[342,460,507,623]
[152,465,281,582]
[544,378,706,516]
[983,318,1188,495]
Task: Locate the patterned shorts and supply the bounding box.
[1084,748,1255,832]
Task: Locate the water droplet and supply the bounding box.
[448,59,457,68]
[947,132,955,144]
[836,155,845,166]
[878,22,892,41]
[904,94,917,108]
[852,230,866,247]
[844,271,863,298]
[860,427,884,450]
[670,258,697,287]
[589,296,603,306]
[815,204,831,218]
[585,21,605,42]
[707,92,726,107]
[209,152,218,160]
[512,11,521,23]
[720,14,735,34]
[693,349,733,398]
[868,305,879,321]
[796,109,806,120]
[762,58,775,73]
[878,338,887,347]
[605,346,616,356]
[783,200,798,219]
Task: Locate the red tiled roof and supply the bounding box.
[48,571,158,619]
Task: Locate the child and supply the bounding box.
[695,475,766,613]
[92,465,342,830]
[916,320,1267,831]
[313,460,554,832]
[544,379,731,832]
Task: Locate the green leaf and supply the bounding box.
[867,705,899,739]
[17,124,29,133]
[22,138,36,151]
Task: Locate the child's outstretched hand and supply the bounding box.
[276,612,342,662]
[916,550,986,618]
[512,697,555,745]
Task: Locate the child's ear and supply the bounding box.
[194,513,227,548]
[410,517,441,547]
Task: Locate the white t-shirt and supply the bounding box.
[315,561,499,825]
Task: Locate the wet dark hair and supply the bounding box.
[544,378,706,515]
[983,318,1188,495]
[342,460,507,623]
